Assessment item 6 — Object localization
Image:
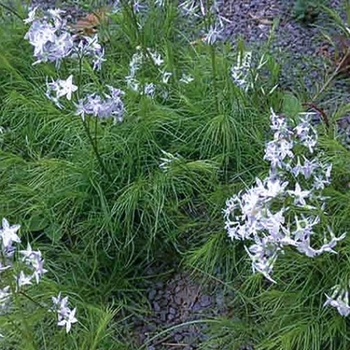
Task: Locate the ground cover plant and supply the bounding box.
[0,0,350,349]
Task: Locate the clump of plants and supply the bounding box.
[0,0,349,349]
[293,0,327,23]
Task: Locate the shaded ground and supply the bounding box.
[131,269,232,350]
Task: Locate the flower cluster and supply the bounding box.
[126,46,193,98]
[0,218,47,295]
[224,109,345,283]
[70,35,106,71]
[179,0,229,45]
[231,51,252,91]
[159,150,182,172]
[126,46,167,97]
[0,218,77,332]
[324,284,350,317]
[24,7,73,66]
[51,293,78,333]
[24,6,125,122]
[45,75,78,109]
[24,6,105,70]
[75,85,125,122]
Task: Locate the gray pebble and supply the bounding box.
[148,289,156,301]
[174,295,183,305]
[183,345,193,350]
[160,311,167,322]
[216,293,225,307]
[155,281,164,289]
[191,301,202,312]
[174,333,183,342]
[200,295,212,307]
[153,301,160,312]
[154,292,163,301]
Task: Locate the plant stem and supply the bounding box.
[0,2,23,21]
[19,291,47,309]
[76,55,113,183]
[202,0,220,115]
[13,289,36,350]
[210,44,220,115]
[82,119,113,183]
[312,50,350,101]
[120,0,158,69]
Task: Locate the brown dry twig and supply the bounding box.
[302,102,330,129]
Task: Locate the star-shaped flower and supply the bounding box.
[56,75,77,100]
[287,182,310,206]
[57,307,78,333]
[0,218,21,249]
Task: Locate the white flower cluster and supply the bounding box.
[179,0,229,45]
[0,218,77,332]
[24,7,125,122]
[51,293,78,333]
[126,46,193,98]
[45,74,125,122]
[0,218,47,295]
[231,51,252,91]
[24,7,105,70]
[0,218,77,331]
[324,284,350,317]
[224,109,345,283]
[45,74,78,109]
[126,46,167,97]
[75,85,125,123]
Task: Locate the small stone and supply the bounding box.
[160,311,167,322]
[199,295,212,307]
[215,293,225,307]
[153,301,160,312]
[174,333,183,342]
[148,289,156,301]
[169,307,177,315]
[174,295,183,305]
[191,301,202,312]
[155,281,164,289]
[154,292,163,301]
[167,313,175,321]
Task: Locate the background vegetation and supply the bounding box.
[0,0,349,349]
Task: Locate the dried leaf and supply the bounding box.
[69,7,110,36]
[248,12,273,25]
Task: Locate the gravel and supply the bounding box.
[218,0,346,93]
[131,268,232,350]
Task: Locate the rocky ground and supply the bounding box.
[20,0,350,348]
[131,268,233,350]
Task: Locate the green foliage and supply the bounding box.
[293,0,327,24]
[0,0,350,349]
